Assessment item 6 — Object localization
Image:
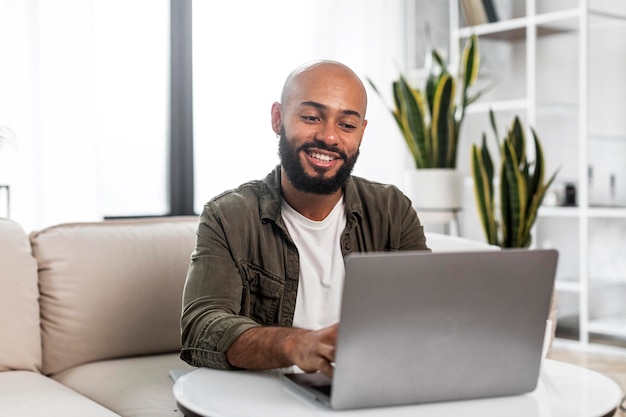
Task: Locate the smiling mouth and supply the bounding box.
[307,150,337,163]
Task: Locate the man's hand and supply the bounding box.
[285,323,338,377]
[225,323,338,377]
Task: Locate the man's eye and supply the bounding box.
[341,123,356,130]
[302,115,319,122]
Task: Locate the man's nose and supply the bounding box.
[317,122,339,144]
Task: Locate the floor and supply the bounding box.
[548,342,626,416]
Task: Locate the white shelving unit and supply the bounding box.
[449,0,626,350]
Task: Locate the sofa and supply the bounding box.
[0,216,197,417]
[0,216,557,416]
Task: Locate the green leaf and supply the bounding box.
[397,76,429,168]
[502,140,528,247]
[430,73,455,167]
[461,34,480,93]
[447,119,458,168]
[471,144,498,245]
[509,117,526,167]
[523,169,559,244]
[480,133,494,200]
[489,109,500,146]
[456,34,479,130]
[432,49,447,71]
[393,77,428,168]
[391,81,417,161]
[527,128,545,204]
[425,74,438,116]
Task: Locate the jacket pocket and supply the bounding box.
[240,262,284,325]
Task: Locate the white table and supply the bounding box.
[173,359,622,417]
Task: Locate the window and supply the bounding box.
[94,0,170,217]
[0,0,170,230]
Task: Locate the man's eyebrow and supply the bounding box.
[300,101,362,119]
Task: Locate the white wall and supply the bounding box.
[192,0,415,212]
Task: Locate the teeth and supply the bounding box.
[309,151,333,162]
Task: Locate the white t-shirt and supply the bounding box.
[281,197,347,330]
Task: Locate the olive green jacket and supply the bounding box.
[180,166,429,369]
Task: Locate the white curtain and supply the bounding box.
[192,0,414,212]
[0,0,101,231]
[0,0,169,231]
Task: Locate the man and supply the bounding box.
[181,60,429,378]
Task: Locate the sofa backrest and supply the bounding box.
[30,216,198,376]
[0,218,42,372]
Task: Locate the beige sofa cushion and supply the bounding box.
[31,216,197,376]
[0,371,120,417]
[53,353,192,417]
[0,218,41,372]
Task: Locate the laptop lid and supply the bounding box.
[284,249,558,410]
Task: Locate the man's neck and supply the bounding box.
[280,170,343,221]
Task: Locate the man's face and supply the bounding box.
[274,63,368,195]
[278,126,360,195]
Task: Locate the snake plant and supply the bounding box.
[368,34,483,168]
[471,111,558,248]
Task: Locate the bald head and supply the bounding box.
[280,60,368,119]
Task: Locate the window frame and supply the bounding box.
[168,0,195,216]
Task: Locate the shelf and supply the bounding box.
[457,10,581,41]
[457,7,626,42]
[588,317,626,338]
[554,277,622,293]
[536,102,579,114]
[588,8,626,24]
[556,279,581,293]
[589,133,626,142]
[538,206,626,219]
[538,206,580,218]
[588,207,626,218]
[587,278,626,290]
[457,16,526,39]
[465,99,529,114]
[451,0,626,353]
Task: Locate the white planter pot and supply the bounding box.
[403,168,464,210]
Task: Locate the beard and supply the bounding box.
[278,127,360,195]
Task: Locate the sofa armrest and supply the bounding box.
[0,218,41,372]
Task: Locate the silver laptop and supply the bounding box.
[282,249,558,410]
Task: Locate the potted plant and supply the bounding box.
[471,111,558,247]
[368,34,484,211]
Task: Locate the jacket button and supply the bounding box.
[344,241,351,251]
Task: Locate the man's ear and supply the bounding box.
[271,102,282,135]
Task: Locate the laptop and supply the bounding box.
[282,249,558,410]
